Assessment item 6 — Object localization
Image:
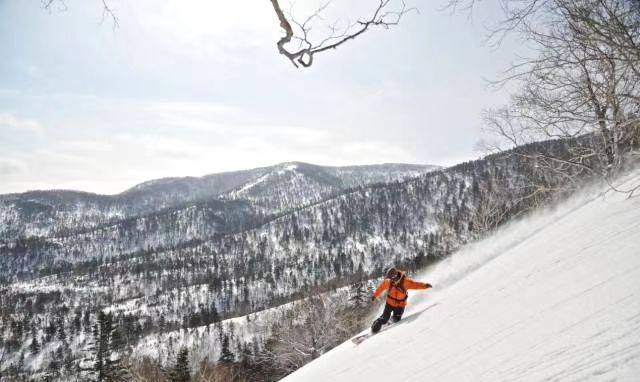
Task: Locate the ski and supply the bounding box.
[351,333,370,345]
[351,303,440,346]
[351,322,395,345]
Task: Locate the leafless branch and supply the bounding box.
[269,0,415,67]
[42,0,118,29]
[99,0,119,30]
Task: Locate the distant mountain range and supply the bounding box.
[0,162,439,240]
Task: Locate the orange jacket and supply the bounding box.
[372,272,430,308]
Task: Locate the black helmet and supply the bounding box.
[385,267,401,282]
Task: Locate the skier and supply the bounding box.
[370,266,432,333]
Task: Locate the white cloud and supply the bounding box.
[143,100,232,116]
[0,91,420,194]
[26,64,45,80]
[0,157,27,176]
[0,113,44,136]
[0,127,413,194]
[126,0,278,63]
[0,89,21,96]
[140,100,236,132]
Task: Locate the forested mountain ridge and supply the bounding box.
[0,162,438,241]
[0,163,438,281]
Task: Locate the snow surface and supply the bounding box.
[282,170,640,382]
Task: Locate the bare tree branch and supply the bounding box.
[42,0,118,29]
[99,0,119,29]
[269,0,415,68]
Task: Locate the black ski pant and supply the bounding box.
[372,303,405,332]
[379,303,405,324]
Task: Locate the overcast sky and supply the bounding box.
[0,0,522,194]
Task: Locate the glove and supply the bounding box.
[424,283,433,289]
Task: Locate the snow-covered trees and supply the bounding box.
[258,290,370,378]
[349,281,368,308]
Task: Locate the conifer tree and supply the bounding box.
[93,311,129,381]
[57,317,67,344]
[30,329,40,355]
[219,334,235,364]
[169,347,191,382]
[83,310,91,333]
[17,351,24,374]
[349,281,367,308]
[95,313,108,380]
[78,323,98,381]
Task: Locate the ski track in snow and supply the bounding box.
[282,170,640,382]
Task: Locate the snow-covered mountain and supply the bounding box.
[222,162,437,213]
[282,170,640,382]
[0,162,438,240]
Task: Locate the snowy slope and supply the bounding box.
[282,170,640,382]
